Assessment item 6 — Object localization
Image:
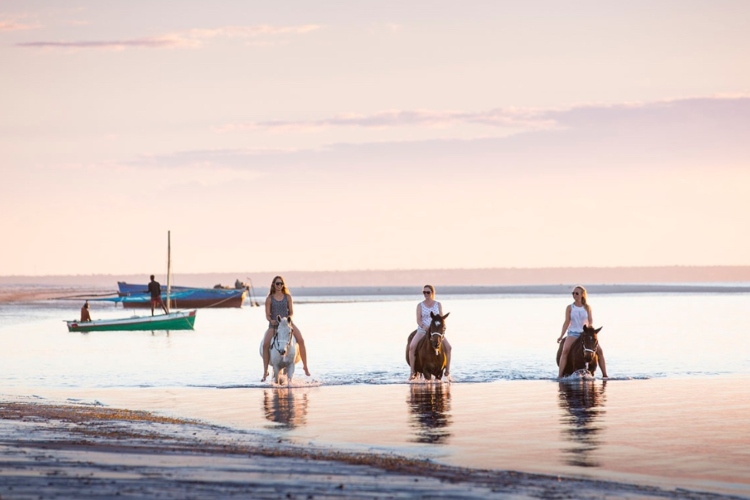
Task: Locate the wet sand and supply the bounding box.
[0,401,738,500]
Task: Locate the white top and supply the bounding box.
[418,301,442,332]
[568,303,589,333]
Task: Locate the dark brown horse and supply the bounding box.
[556,325,602,377]
[405,312,450,380]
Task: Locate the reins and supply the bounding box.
[271,325,294,354]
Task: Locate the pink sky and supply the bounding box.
[1,1,749,276]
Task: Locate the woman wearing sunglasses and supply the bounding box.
[261,276,310,382]
[556,285,608,378]
[408,284,452,380]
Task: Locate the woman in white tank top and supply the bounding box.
[408,284,452,379]
[556,285,608,378]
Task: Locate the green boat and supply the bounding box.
[66,310,197,332]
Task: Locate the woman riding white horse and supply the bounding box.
[260,315,301,384]
[260,276,310,382]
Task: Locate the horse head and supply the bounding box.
[273,315,294,356]
[581,325,601,363]
[428,312,450,354]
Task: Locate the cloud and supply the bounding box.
[16,24,321,50]
[141,96,750,177]
[0,19,41,31]
[218,108,558,133]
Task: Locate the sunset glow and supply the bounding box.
[2,1,748,276]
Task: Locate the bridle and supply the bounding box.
[428,320,446,343]
[271,323,294,355]
[581,333,598,360]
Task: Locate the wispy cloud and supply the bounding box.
[0,19,41,31]
[151,96,750,175]
[16,24,321,50]
[218,108,557,133]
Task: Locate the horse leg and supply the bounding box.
[287,360,295,385]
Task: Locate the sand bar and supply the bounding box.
[0,401,739,500]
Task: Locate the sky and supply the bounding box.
[1,1,749,276]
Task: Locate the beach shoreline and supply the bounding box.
[0,400,739,499]
[2,283,749,305]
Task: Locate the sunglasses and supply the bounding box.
[275,282,284,286]
[572,291,580,296]
[423,291,431,295]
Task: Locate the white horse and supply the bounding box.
[260,315,300,385]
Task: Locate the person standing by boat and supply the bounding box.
[408,285,452,380]
[556,285,608,378]
[261,276,310,382]
[148,275,169,316]
[80,301,92,322]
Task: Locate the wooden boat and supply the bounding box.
[117,282,247,309]
[69,231,199,331]
[66,310,196,332]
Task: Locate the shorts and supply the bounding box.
[151,297,164,306]
[566,331,582,339]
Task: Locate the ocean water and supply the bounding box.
[1,292,749,388]
[2,291,750,496]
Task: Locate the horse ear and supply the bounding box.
[430,312,436,319]
[276,315,281,322]
[442,312,450,319]
[595,326,602,333]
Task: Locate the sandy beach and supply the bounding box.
[0,400,739,499]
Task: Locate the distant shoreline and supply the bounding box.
[1,266,750,289]
[1,283,749,304]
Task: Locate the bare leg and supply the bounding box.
[597,345,608,378]
[443,338,452,376]
[151,302,155,317]
[558,336,576,378]
[261,327,273,382]
[292,325,310,376]
[408,331,425,379]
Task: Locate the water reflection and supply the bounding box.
[557,381,607,467]
[407,383,452,444]
[262,388,309,429]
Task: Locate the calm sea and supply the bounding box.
[1,291,749,388]
[2,291,750,496]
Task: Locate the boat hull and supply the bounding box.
[66,310,197,332]
[117,282,246,309]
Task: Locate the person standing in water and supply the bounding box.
[556,285,608,378]
[260,276,310,382]
[147,275,169,316]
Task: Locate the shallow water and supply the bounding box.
[2,292,750,496]
[2,293,749,388]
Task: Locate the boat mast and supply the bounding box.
[166,230,171,308]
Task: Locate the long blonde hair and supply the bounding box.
[268,275,290,296]
[574,285,588,306]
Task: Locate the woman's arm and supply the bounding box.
[438,301,443,316]
[287,294,294,319]
[265,296,274,324]
[586,305,593,326]
[416,303,423,328]
[558,305,572,342]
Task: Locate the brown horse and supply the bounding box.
[556,325,602,377]
[405,312,450,380]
